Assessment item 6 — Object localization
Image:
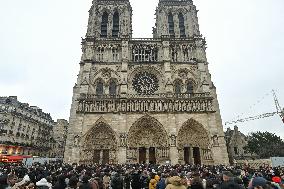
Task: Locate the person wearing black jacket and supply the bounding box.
[131,171,142,189]
[111,172,123,189]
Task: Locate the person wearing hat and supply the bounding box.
[272,176,282,185]
[248,177,269,189]
[270,176,282,189]
[165,176,187,189]
[222,171,234,183]
[36,178,52,189]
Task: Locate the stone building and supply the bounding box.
[64,0,229,165]
[225,126,251,164]
[52,119,69,158]
[0,96,55,157]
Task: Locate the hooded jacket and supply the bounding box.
[149,178,157,189]
[165,176,187,189]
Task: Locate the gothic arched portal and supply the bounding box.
[177,119,211,165]
[127,115,169,164]
[81,121,118,164]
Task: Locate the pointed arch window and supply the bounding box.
[101,12,108,38]
[96,80,104,95]
[174,80,182,94]
[109,80,117,96]
[168,13,175,37]
[179,13,186,38]
[112,11,119,37]
[186,81,194,94]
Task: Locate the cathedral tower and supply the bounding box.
[153,0,200,38]
[64,0,229,165]
[86,0,132,38]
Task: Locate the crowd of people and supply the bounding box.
[0,162,283,189]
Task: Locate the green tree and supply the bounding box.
[246,131,284,158]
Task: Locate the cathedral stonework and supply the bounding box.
[64,0,229,165]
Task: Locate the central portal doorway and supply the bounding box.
[184,147,190,164]
[102,150,109,164]
[139,147,146,163]
[93,150,100,164]
[149,147,156,164]
[193,147,201,165]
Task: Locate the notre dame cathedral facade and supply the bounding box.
[64,0,229,165]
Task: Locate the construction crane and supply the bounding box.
[225,90,284,125]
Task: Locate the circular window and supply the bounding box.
[132,72,159,95]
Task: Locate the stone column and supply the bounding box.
[121,40,129,95]
[146,148,149,164]
[190,147,194,164]
[118,147,126,164]
[137,148,140,163]
[173,14,179,37]
[162,39,173,93]
[99,150,103,164]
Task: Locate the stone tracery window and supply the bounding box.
[101,12,108,38]
[178,13,186,38]
[96,80,104,95]
[96,47,104,61]
[132,44,158,62]
[168,12,175,37]
[109,79,117,96]
[186,81,194,94]
[132,72,159,95]
[112,11,119,37]
[174,80,182,94]
[112,47,119,62]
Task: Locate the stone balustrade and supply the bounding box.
[76,92,214,114]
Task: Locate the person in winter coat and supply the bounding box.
[78,176,93,189]
[165,176,187,189]
[111,172,123,189]
[190,177,204,189]
[140,171,150,189]
[5,174,18,189]
[131,171,141,189]
[10,175,31,189]
[124,172,131,189]
[53,174,67,189]
[66,176,79,189]
[89,176,101,189]
[155,175,160,183]
[103,173,110,189]
[156,174,166,189]
[149,174,158,189]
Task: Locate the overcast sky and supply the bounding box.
[0,0,283,138]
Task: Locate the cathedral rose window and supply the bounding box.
[132,72,159,95]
